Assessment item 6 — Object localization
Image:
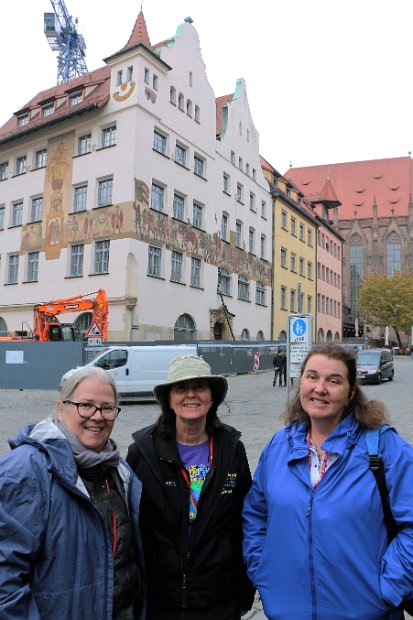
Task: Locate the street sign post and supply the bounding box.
[287,314,313,389]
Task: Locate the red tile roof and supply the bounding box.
[285,157,413,219]
[123,10,151,50]
[0,66,110,144]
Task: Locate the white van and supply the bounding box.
[61,344,198,401]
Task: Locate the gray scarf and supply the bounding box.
[54,418,121,469]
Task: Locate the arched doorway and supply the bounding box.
[317,328,325,342]
[213,322,222,340]
[74,312,93,340]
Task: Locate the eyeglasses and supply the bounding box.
[63,400,121,421]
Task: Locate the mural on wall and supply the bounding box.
[133,179,272,286]
[42,132,75,259]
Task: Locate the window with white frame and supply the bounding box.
[186,100,193,117]
[27,251,39,282]
[34,149,47,169]
[249,192,255,212]
[30,197,43,222]
[290,290,296,312]
[15,156,27,175]
[236,221,242,247]
[238,275,249,301]
[94,240,110,274]
[281,286,286,310]
[70,243,84,277]
[148,245,161,277]
[260,234,265,259]
[178,93,184,111]
[194,155,204,177]
[144,67,150,84]
[307,229,313,246]
[221,214,229,241]
[192,202,202,229]
[194,105,200,123]
[261,200,266,219]
[0,161,8,180]
[11,202,23,227]
[171,251,183,283]
[256,281,266,305]
[281,248,287,268]
[151,183,164,212]
[102,125,116,148]
[281,210,287,229]
[299,257,305,276]
[8,254,19,284]
[73,184,87,212]
[248,228,254,254]
[153,130,167,155]
[18,114,28,127]
[97,178,113,207]
[223,173,230,193]
[170,86,176,104]
[290,253,296,272]
[173,193,185,220]
[78,133,91,155]
[152,74,158,91]
[70,93,82,106]
[127,66,133,81]
[299,223,304,241]
[190,257,201,288]
[0,205,4,229]
[42,103,54,117]
[236,183,243,203]
[175,144,187,167]
[291,217,297,236]
[308,261,313,280]
[116,70,123,86]
[218,268,231,296]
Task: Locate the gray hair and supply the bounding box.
[60,366,118,404]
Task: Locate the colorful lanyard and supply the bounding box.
[180,436,214,509]
[307,432,329,488]
[105,478,117,558]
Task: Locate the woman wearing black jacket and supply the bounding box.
[126,355,255,620]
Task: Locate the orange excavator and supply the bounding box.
[0,289,108,342]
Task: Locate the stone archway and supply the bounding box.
[210,306,235,340]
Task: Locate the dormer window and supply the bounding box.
[70,93,82,106]
[42,103,54,117]
[18,114,29,128]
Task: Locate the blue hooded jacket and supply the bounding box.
[0,419,146,619]
[243,414,413,620]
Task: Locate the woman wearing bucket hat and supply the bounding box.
[126,355,255,619]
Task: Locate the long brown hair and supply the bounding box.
[284,344,390,429]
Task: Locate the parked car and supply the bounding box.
[356,348,394,384]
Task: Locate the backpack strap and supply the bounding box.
[365,425,398,540]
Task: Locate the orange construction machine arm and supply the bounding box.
[33,289,109,341]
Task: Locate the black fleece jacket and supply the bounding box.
[126,422,255,615]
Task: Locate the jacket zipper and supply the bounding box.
[306,494,318,620]
[182,551,190,607]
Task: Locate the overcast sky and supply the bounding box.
[1,0,411,174]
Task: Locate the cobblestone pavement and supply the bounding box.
[0,356,412,618]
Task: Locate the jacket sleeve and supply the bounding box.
[379,432,413,607]
[242,445,269,586]
[234,440,256,611]
[0,448,49,619]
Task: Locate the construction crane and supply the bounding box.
[44,0,88,83]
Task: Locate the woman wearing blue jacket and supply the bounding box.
[0,366,146,619]
[243,343,413,620]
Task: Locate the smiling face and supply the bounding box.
[300,354,354,432]
[57,377,116,452]
[169,379,213,426]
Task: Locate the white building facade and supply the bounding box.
[0,12,272,341]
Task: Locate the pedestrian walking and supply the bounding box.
[272,350,283,387]
[126,355,255,619]
[243,343,413,620]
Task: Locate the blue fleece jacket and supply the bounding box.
[243,414,413,620]
[0,419,145,620]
